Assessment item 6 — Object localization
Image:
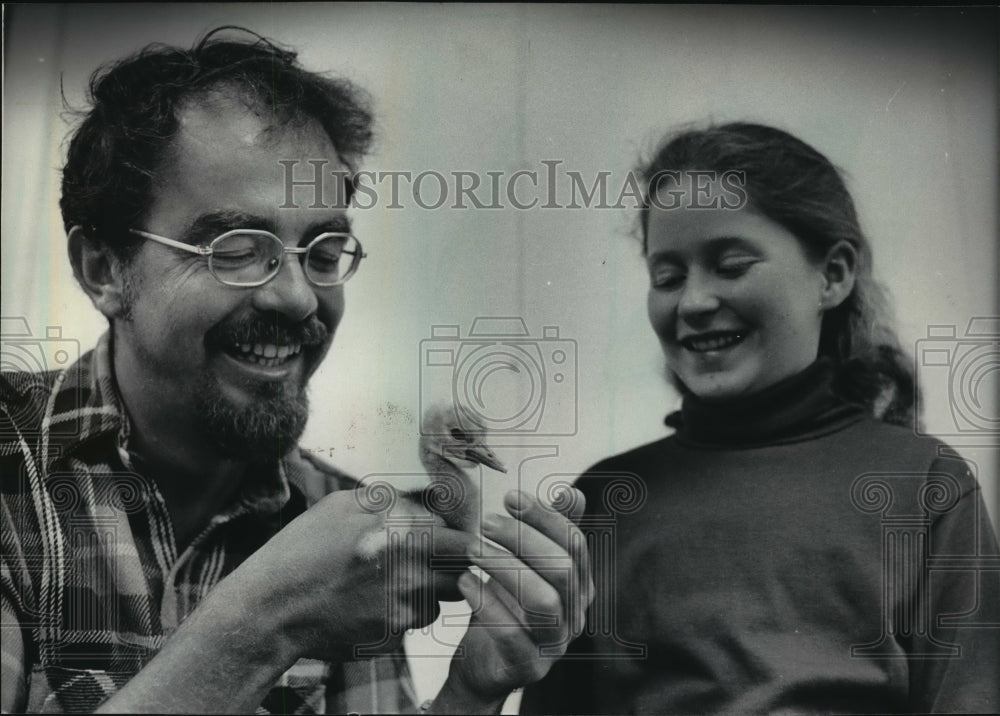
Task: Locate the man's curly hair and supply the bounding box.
[60,26,374,262]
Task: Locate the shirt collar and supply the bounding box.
[43,331,127,469]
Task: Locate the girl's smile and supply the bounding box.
[646,177,831,401]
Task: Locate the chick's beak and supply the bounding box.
[465,446,508,474]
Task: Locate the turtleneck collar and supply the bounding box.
[665,359,866,448]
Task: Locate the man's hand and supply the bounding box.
[233,489,474,664]
[98,489,475,714]
[97,485,587,714]
[432,488,595,713]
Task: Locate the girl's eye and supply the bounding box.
[651,271,685,290]
[716,258,757,278]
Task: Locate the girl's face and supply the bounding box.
[646,179,828,401]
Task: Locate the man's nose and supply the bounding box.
[676,272,721,319]
[251,254,319,321]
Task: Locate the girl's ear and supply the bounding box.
[67,225,132,319]
[819,240,858,310]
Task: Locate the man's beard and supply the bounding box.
[194,311,329,463]
[195,372,310,463]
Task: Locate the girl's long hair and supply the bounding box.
[638,122,917,426]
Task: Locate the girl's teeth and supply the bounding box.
[263,344,277,358]
[687,333,743,351]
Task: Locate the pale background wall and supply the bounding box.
[3,4,998,708]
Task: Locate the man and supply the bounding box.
[1,28,592,713]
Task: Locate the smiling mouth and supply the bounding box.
[680,331,747,353]
[224,341,303,368]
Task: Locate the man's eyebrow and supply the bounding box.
[306,216,352,235]
[182,211,271,243]
[180,212,352,245]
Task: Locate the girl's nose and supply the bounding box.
[676,272,721,319]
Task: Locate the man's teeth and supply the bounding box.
[234,342,302,366]
[684,333,744,352]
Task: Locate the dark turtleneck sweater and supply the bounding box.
[521,361,999,714]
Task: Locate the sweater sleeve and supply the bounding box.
[905,451,1000,714]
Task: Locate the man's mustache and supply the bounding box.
[211,313,329,347]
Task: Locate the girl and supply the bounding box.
[521,123,998,714]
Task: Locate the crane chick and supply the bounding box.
[418,403,507,533]
[357,404,507,558]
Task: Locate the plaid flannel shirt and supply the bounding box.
[1,333,418,714]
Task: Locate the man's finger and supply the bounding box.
[499,489,595,622]
[468,543,564,629]
[503,488,587,551]
[481,513,572,596]
[459,571,540,643]
[427,524,480,556]
[493,492,593,599]
[475,518,591,641]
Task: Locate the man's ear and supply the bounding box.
[67,226,132,319]
[819,240,858,311]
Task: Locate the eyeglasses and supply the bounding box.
[128,228,366,287]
